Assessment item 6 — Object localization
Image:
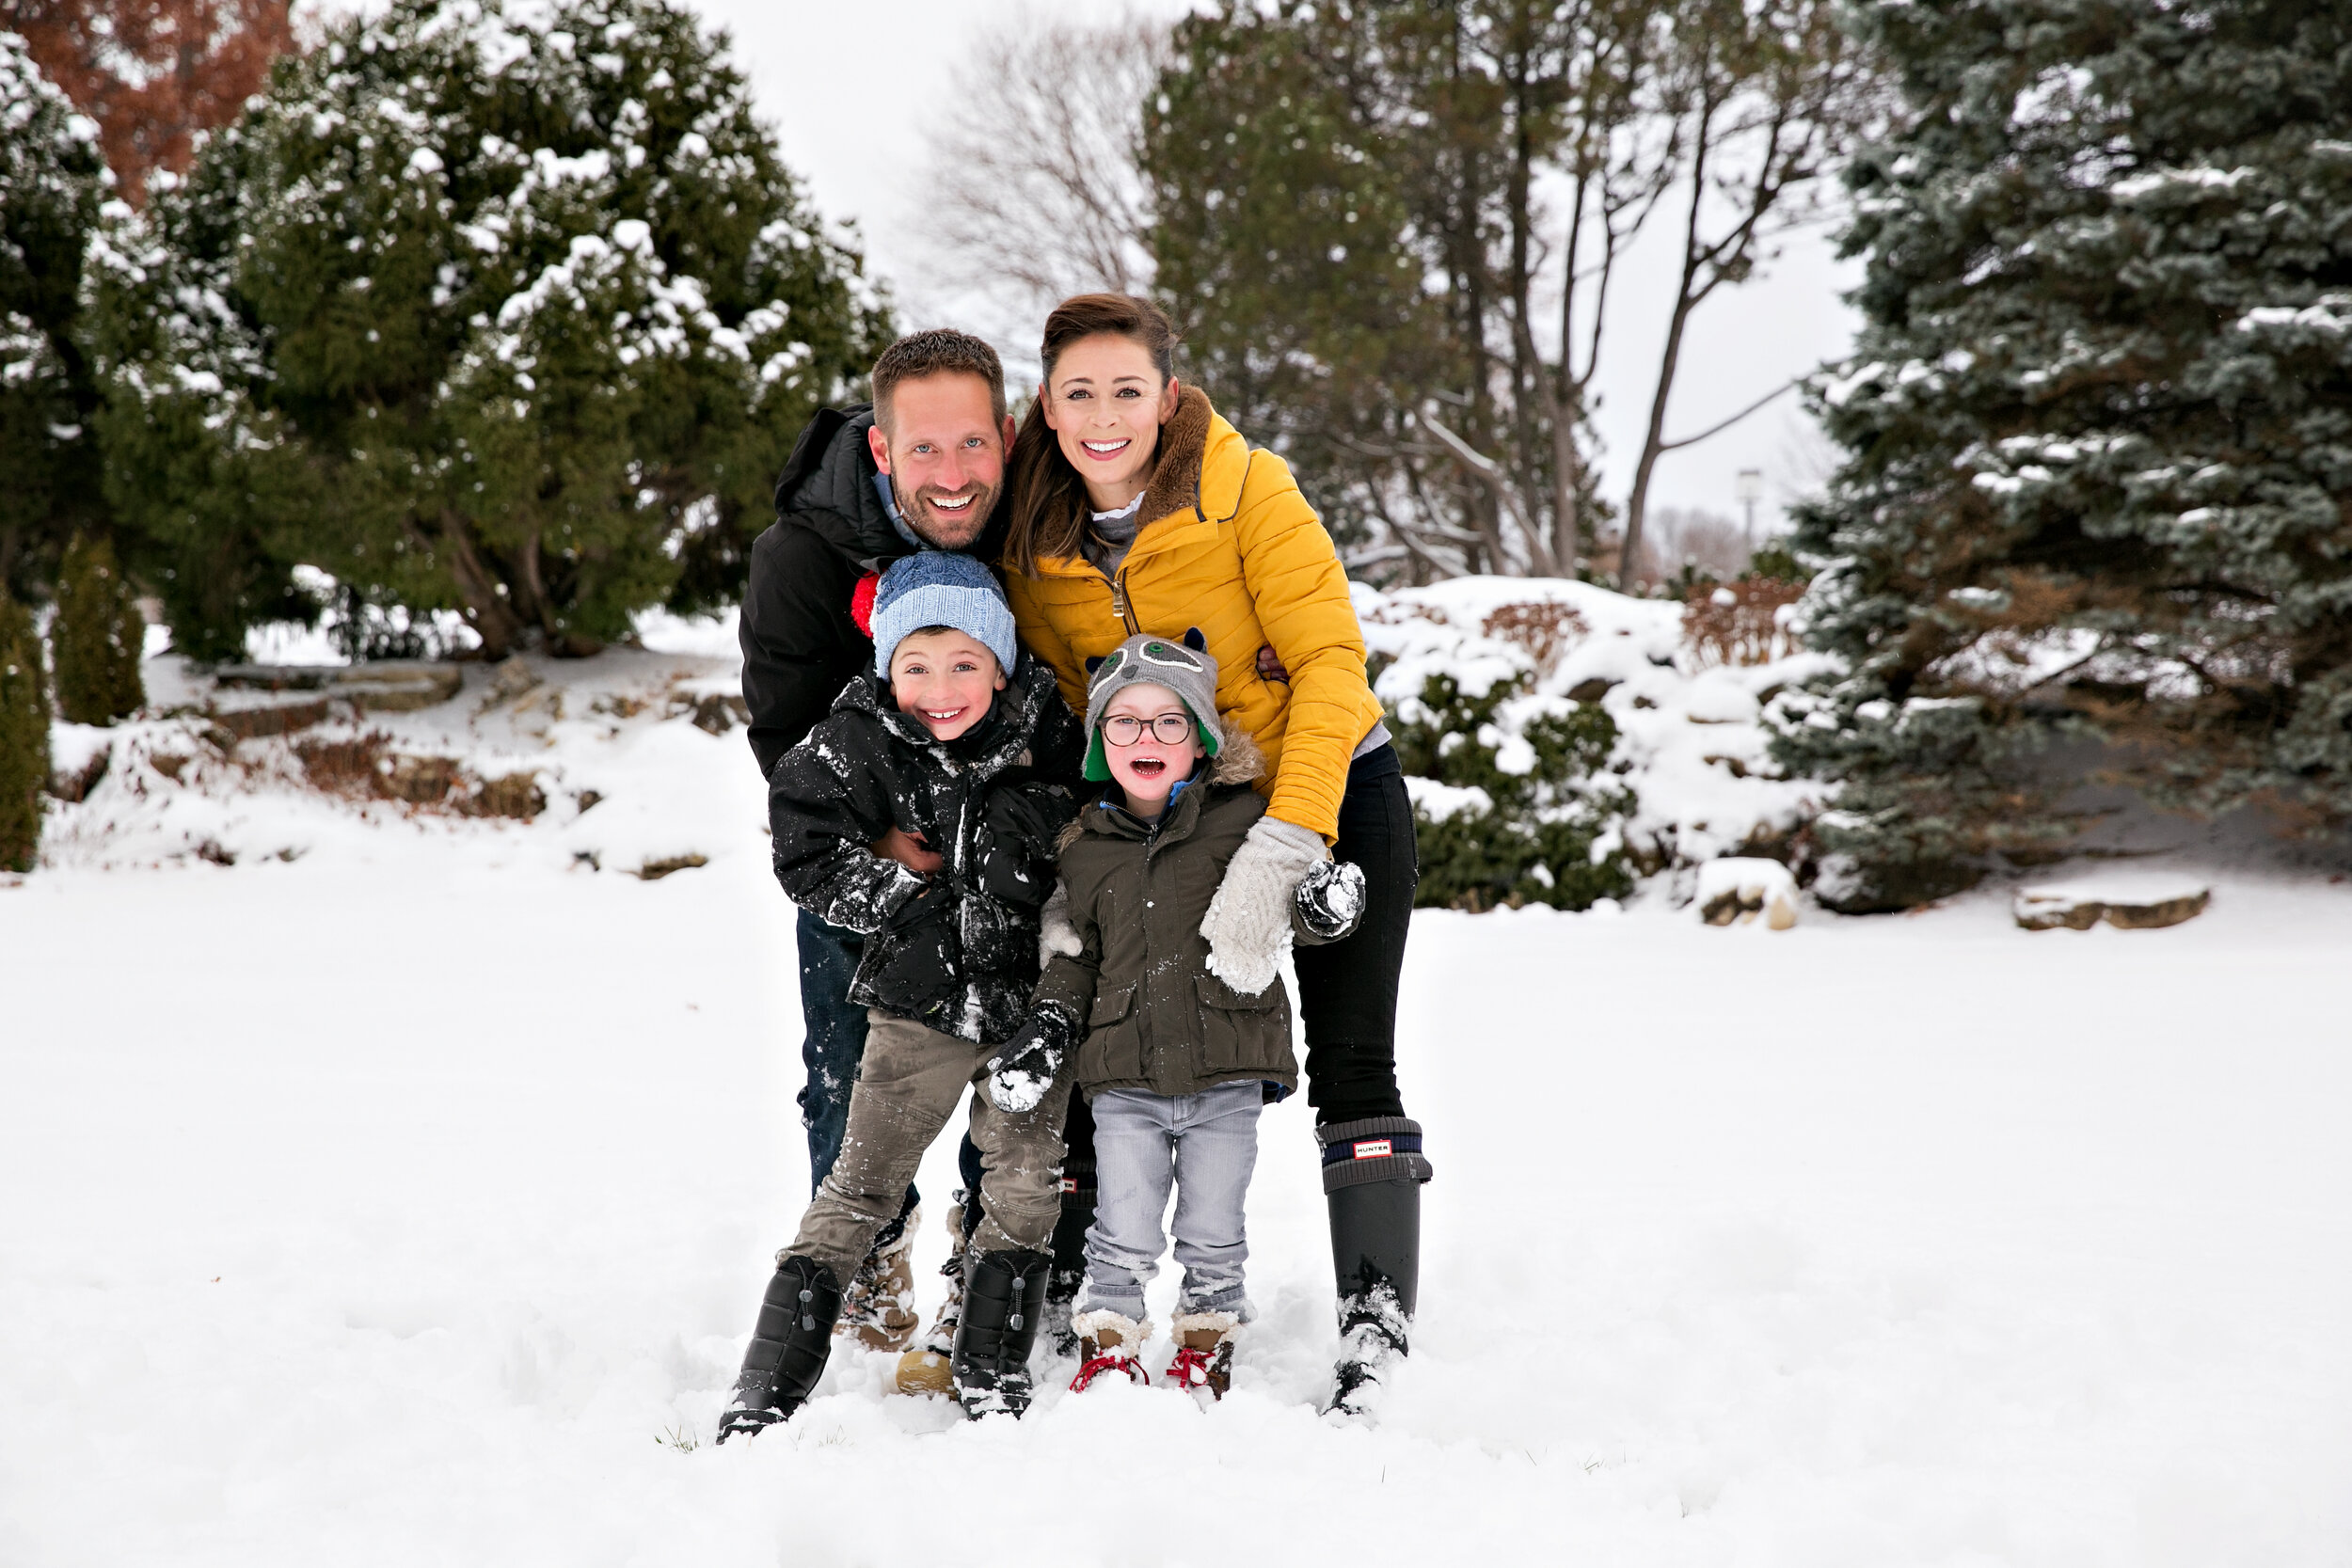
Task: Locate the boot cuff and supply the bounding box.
[1316,1116,1433,1191]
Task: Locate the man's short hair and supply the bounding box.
[870,329,1009,436]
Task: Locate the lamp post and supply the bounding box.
[1736,468,1764,547]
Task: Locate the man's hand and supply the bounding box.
[1257,644,1290,684]
[872,825,943,876]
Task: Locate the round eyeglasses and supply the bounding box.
[1102,713,1195,746]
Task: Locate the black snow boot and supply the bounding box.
[950,1246,1052,1419]
[1042,1180,1095,1358]
[1318,1117,1433,1418]
[716,1255,843,1442]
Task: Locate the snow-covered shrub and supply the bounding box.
[87,0,890,661]
[0,33,110,606]
[1682,577,1803,669]
[1360,576,1833,907]
[1774,1,2352,910]
[0,595,51,872]
[51,533,144,724]
[1388,666,1631,911]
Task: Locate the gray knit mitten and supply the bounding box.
[1200,816,1327,994]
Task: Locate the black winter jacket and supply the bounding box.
[768,652,1083,1043]
[739,404,1009,780]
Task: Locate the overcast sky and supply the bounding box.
[681,0,1861,534]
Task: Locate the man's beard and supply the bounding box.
[892,476,997,549]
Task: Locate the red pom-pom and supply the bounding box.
[849,571,879,638]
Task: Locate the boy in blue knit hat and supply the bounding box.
[720,550,1085,1435]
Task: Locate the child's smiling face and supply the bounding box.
[890,629,1005,741]
[1102,682,1205,816]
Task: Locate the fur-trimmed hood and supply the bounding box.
[1134,384,1216,529]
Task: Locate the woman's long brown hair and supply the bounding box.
[1003,293,1180,578]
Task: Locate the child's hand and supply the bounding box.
[982,1001,1082,1116]
[872,825,943,876]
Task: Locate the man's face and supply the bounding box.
[867,372,1016,550]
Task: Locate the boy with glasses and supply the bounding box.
[981,631,1365,1398]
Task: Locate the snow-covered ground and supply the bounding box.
[6,627,2350,1566]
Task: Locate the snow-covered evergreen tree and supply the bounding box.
[89,0,890,660]
[0,33,110,606]
[1772,0,2352,911]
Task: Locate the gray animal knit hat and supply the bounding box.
[1082,628,1221,782]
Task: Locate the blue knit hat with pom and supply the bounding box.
[868,551,1019,678]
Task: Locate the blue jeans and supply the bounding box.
[796,910,918,1242]
[1078,1082,1263,1321]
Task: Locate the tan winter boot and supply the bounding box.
[1167,1310,1239,1400]
[892,1202,966,1396]
[1066,1308,1152,1391]
[836,1206,920,1353]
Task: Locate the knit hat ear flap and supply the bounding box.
[1183,627,1206,653]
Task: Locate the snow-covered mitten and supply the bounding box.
[982,1000,1081,1115]
[1295,859,1367,942]
[1200,816,1326,994]
[1037,877,1082,968]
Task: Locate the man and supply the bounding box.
[740,330,1094,1367]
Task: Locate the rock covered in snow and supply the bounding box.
[2013,873,2211,931]
[1693,856,1799,929]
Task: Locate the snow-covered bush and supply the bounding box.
[1386,663,1631,911]
[87,0,890,661]
[1359,577,1831,910]
[1773,0,2352,911]
[0,33,110,605]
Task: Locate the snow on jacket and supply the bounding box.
[768,651,1083,1044]
[1034,731,1333,1101]
[1003,386,1387,845]
[739,404,1011,781]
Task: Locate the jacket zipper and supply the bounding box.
[1107,562,1138,635]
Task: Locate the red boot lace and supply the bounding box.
[1165,1345,1216,1390]
[1069,1353,1146,1392]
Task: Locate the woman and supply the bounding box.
[1001,293,1432,1413]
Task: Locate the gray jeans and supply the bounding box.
[786,1010,1074,1286]
[1078,1082,1263,1322]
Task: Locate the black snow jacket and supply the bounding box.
[768,651,1084,1043]
[739,404,1009,780]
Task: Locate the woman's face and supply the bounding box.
[1041,333,1181,508]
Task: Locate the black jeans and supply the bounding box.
[1292,745,1419,1125]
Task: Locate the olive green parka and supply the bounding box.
[1034,731,1332,1101]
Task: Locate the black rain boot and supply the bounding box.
[716,1255,843,1442]
[1042,1180,1095,1358]
[1318,1117,1432,1418]
[950,1247,1052,1419]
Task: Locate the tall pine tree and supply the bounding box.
[1773,0,2352,910]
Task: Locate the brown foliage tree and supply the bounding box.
[4,0,295,203]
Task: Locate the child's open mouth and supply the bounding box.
[1127,756,1167,779]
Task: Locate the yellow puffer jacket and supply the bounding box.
[1004,387,1384,843]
